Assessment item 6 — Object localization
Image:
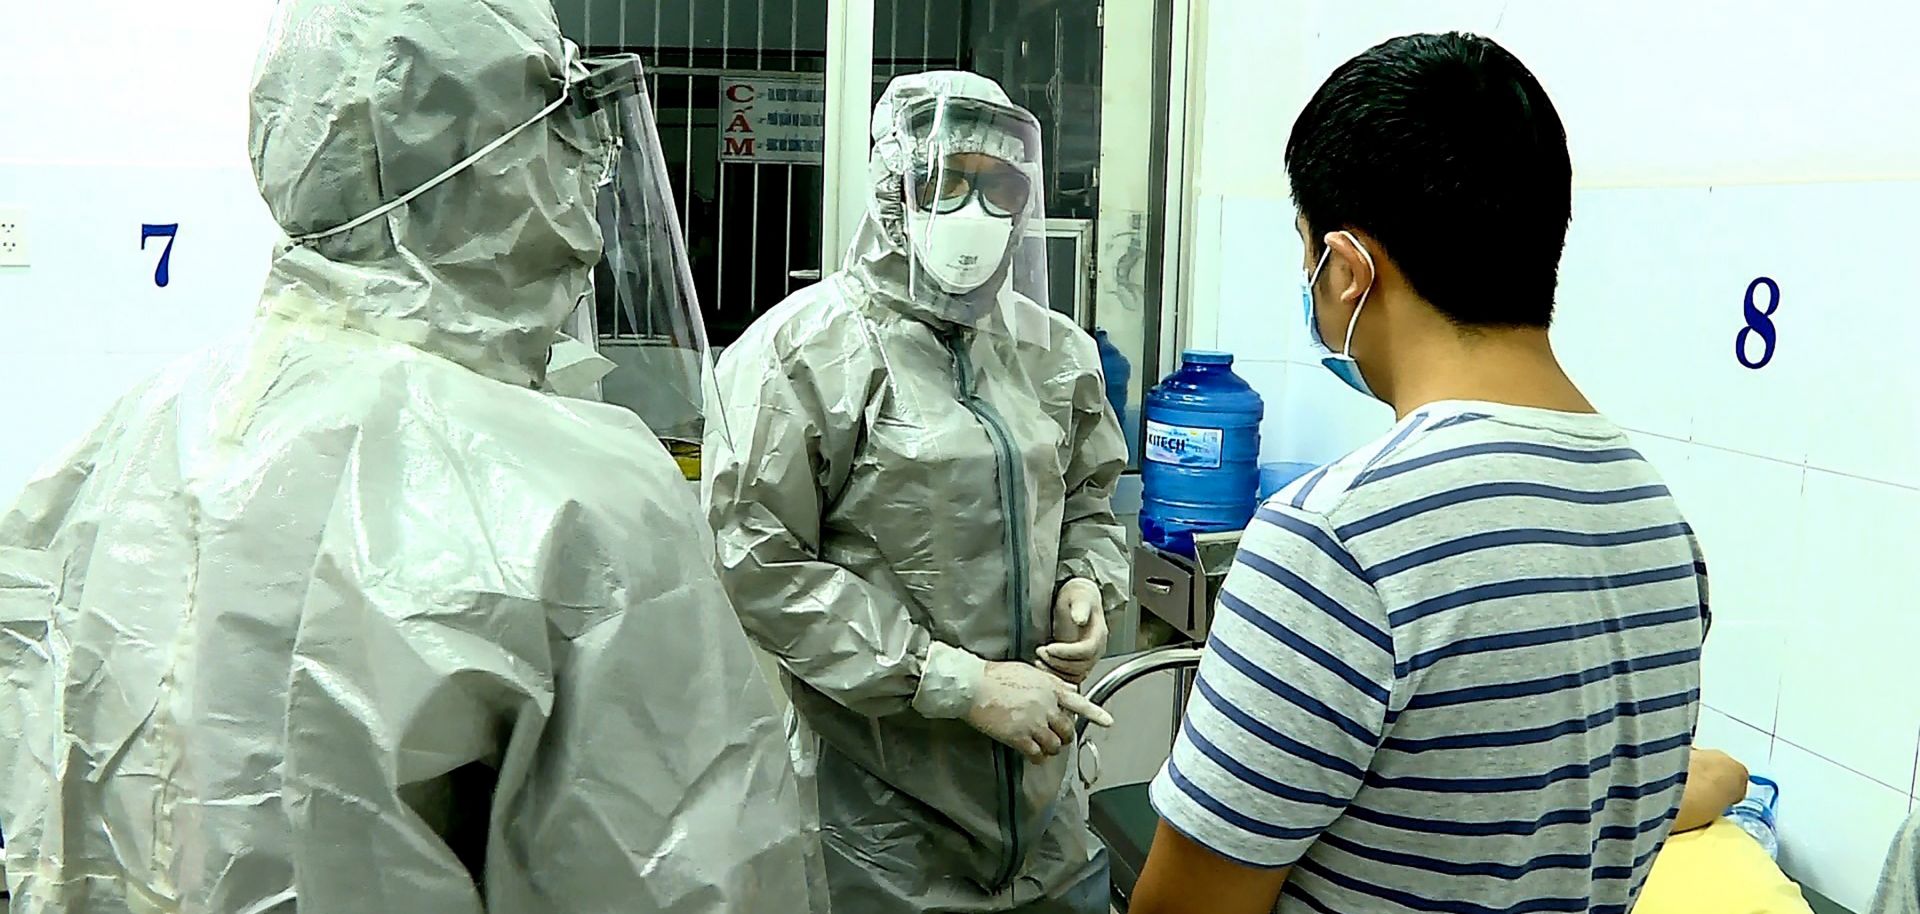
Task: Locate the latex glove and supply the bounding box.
[1037,578,1109,685]
[913,642,1114,763]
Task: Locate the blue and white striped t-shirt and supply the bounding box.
[1150,401,1707,914]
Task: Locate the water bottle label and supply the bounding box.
[1145,421,1225,469]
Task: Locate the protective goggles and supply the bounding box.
[910,156,1033,217]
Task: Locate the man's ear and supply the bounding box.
[1321,230,1378,305]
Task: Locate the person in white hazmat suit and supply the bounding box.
[0,1,819,911]
[704,71,1130,913]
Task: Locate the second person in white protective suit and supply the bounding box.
[705,72,1130,913]
[0,0,819,911]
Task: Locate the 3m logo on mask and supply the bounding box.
[1145,421,1224,469]
[907,202,1015,293]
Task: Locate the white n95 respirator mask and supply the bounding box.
[907,197,1017,293]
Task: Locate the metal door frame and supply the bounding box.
[1044,217,1097,329]
[822,0,877,269]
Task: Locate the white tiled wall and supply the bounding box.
[0,2,278,503]
[1554,178,1920,910]
[1624,436,1920,914]
[1772,741,1917,912]
[1184,4,1920,907]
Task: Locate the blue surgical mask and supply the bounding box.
[1300,231,1379,399]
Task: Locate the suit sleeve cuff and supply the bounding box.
[912,641,984,719]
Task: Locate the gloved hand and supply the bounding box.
[1037,578,1109,685]
[913,642,1114,764]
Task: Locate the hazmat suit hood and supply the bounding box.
[845,71,1045,335]
[250,0,604,389]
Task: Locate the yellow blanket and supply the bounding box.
[1636,820,1814,914]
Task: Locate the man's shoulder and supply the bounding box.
[1284,407,1646,529]
[1267,412,1471,524]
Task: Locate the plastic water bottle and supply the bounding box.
[1726,776,1781,859]
[1140,351,1265,555]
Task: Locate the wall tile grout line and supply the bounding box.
[1703,702,1781,740]
[1774,735,1918,795]
[1701,701,1773,734]
[1620,426,1920,494]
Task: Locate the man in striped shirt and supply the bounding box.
[1131,33,1707,914]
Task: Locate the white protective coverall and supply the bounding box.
[0,1,818,911]
[705,72,1131,913]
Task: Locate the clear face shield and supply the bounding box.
[571,55,726,472]
[289,48,724,473]
[897,93,1054,348]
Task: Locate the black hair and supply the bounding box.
[1286,32,1572,329]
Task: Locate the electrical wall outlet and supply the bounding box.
[0,207,29,267]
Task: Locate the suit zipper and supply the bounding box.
[946,332,1030,889]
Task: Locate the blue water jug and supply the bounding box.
[1094,329,1133,460]
[1140,350,1265,555]
[1095,329,1131,425]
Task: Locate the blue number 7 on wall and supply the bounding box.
[141,223,179,288]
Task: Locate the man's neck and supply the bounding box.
[1383,326,1595,420]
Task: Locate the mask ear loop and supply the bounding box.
[1305,244,1332,289]
[1336,230,1378,357]
[290,45,583,246]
